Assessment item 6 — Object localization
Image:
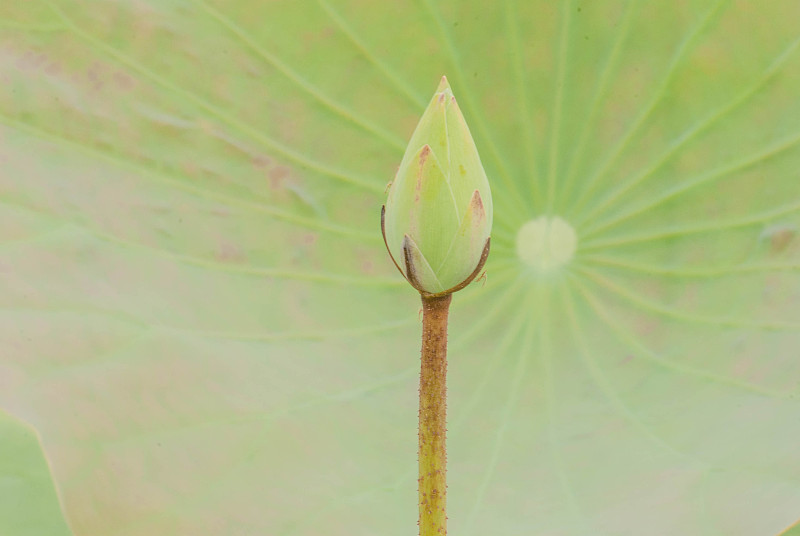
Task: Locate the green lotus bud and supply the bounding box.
[381,76,493,296]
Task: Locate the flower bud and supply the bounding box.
[382,76,492,296]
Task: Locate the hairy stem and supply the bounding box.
[419,293,451,535]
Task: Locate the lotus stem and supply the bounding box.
[418,293,451,535]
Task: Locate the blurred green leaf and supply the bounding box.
[0,410,73,535]
[1,1,799,535]
[781,521,800,536]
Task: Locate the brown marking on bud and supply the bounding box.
[468,189,486,223]
[419,145,431,165]
[402,234,426,293]
[415,145,432,202]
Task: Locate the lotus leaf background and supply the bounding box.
[1,1,800,535]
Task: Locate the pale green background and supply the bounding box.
[1,1,799,535]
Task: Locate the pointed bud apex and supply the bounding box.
[382,77,493,296]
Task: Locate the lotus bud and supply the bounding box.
[382,76,493,296]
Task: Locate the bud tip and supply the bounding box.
[436,75,451,93]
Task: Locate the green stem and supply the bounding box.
[419,293,451,535]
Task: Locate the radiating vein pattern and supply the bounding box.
[1,1,800,535]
